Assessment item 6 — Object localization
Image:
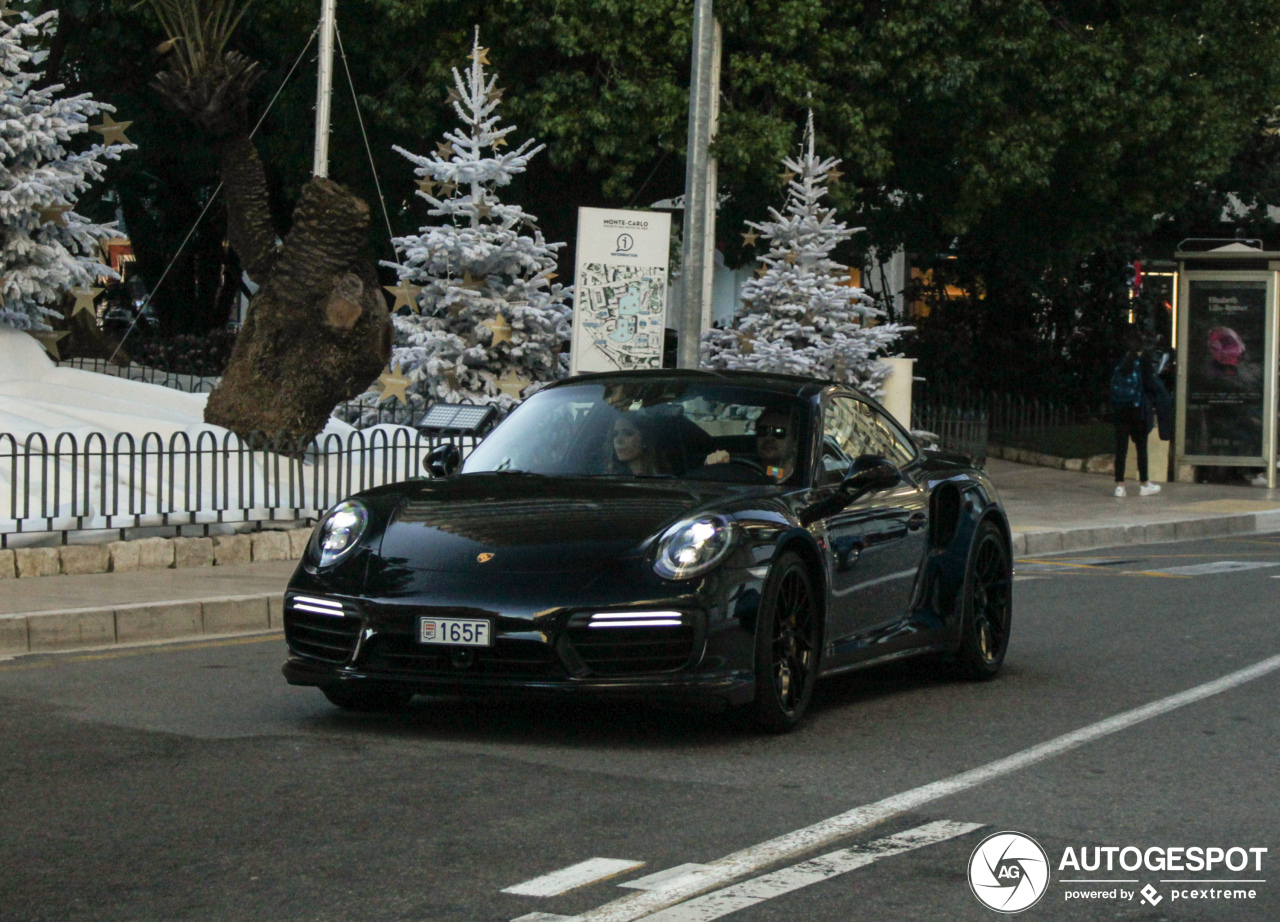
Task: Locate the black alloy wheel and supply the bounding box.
[954,519,1012,679]
[747,551,820,732]
[321,683,415,712]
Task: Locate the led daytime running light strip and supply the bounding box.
[291,595,345,617]
[588,611,683,629]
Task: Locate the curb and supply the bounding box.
[1011,509,1280,558]
[0,593,282,655]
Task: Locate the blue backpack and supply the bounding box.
[1110,359,1143,408]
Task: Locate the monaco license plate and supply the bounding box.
[419,617,492,647]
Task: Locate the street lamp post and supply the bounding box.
[677,0,721,369]
[312,0,337,178]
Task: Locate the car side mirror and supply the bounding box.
[425,443,461,478]
[840,455,901,496]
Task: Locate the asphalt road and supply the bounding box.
[2,532,1279,921]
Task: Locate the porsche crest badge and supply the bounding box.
[476,553,494,563]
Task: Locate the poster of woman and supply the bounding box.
[1183,279,1268,458]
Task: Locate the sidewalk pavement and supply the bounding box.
[3,459,1279,657]
[989,458,1280,555]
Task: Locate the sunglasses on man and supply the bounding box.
[755,424,789,439]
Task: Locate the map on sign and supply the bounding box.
[576,262,668,370]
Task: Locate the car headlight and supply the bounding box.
[654,515,735,580]
[311,499,370,567]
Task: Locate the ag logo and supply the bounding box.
[968,831,1050,913]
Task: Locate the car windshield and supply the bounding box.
[461,380,811,484]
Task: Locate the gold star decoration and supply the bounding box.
[825,167,844,184]
[0,1,21,18]
[28,330,69,360]
[481,314,513,345]
[37,204,71,227]
[780,170,797,185]
[382,281,423,312]
[377,364,411,404]
[439,180,458,197]
[741,228,760,247]
[91,113,133,146]
[736,332,756,355]
[492,136,509,150]
[536,270,558,283]
[69,286,103,317]
[755,266,768,278]
[785,251,798,264]
[486,86,505,103]
[469,45,491,65]
[460,270,486,292]
[443,369,460,392]
[475,197,493,219]
[496,369,530,399]
[446,299,466,318]
[436,141,456,159]
[416,177,437,195]
[446,88,463,105]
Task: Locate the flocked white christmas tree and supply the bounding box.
[379,29,572,414]
[0,10,132,331]
[701,113,906,395]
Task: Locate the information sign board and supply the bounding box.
[570,207,672,374]
[1176,272,1277,466]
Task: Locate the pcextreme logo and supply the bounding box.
[968,831,1051,913]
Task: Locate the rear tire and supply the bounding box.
[321,684,414,712]
[745,552,820,733]
[953,519,1012,680]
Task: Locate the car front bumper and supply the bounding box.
[280,564,767,709]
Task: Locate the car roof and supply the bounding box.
[545,367,838,400]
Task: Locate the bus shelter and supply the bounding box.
[1174,241,1280,489]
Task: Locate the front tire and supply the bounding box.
[321,684,414,712]
[746,552,820,732]
[953,519,1012,679]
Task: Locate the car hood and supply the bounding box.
[375,474,736,573]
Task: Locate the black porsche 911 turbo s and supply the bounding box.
[282,369,1013,731]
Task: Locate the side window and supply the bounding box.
[821,395,916,484]
[866,403,918,467]
[821,396,874,484]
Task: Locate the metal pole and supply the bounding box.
[677,1,720,369]
[312,0,337,178]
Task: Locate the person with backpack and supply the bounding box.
[1111,328,1162,497]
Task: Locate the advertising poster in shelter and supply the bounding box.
[570,207,672,374]
[1183,279,1268,458]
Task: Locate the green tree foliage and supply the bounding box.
[48,0,1280,373]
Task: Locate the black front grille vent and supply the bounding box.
[359,634,563,678]
[284,595,361,664]
[564,611,698,676]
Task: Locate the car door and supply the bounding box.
[814,393,928,666]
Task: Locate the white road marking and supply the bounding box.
[504,859,646,897]
[639,820,981,922]
[512,914,581,922]
[1135,560,1280,577]
[620,865,713,892]
[574,651,1280,922]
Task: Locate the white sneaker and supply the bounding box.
[1114,484,1126,497]
[1139,482,1161,496]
